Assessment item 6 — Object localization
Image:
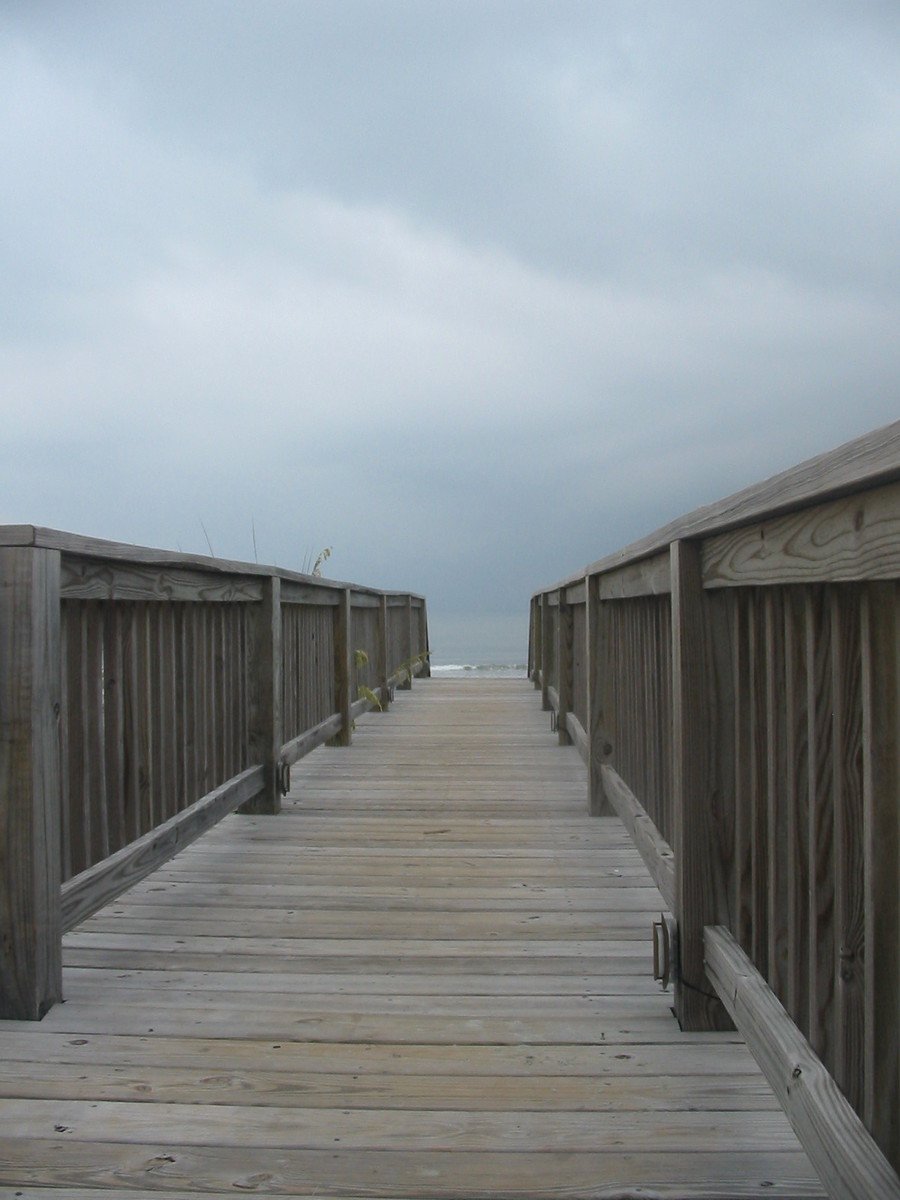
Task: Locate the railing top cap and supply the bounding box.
[535,418,900,595]
[0,525,424,601]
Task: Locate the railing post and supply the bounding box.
[240,574,283,814]
[330,587,352,747]
[540,594,552,711]
[586,572,613,816]
[531,597,542,689]
[378,594,391,710]
[416,599,431,676]
[0,546,63,1019]
[557,595,572,745]
[670,539,732,1031]
[398,596,413,690]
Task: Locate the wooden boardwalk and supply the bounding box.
[0,679,825,1198]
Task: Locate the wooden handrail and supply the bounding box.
[529,420,900,1181]
[0,527,428,1021]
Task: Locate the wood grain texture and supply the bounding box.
[706,925,900,1200]
[61,766,265,931]
[331,589,353,748]
[556,600,572,746]
[0,547,63,1020]
[540,594,552,711]
[703,479,900,588]
[586,576,613,816]
[60,559,262,604]
[860,584,900,1171]
[239,577,282,816]
[1,526,426,611]
[598,550,671,600]
[601,767,675,913]
[0,679,822,1197]
[670,541,733,1031]
[831,587,865,1112]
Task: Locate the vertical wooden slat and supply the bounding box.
[748,591,768,974]
[102,603,126,857]
[75,605,92,870]
[765,590,788,1000]
[212,604,225,787]
[832,586,865,1111]
[418,600,431,676]
[531,598,541,689]
[586,575,612,817]
[121,604,141,843]
[174,604,190,811]
[784,587,810,1034]
[398,597,413,690]
[656,598,672,843]
[557,598,572,746]
[860,582,900,1172]
[159,603,177,821]
[643,602,658,823]
[232,606,244,774]
[670,540,732,1031]
[62,604,85,876]
[378,595,391,711]
[332,589,352,747]
[540,595,551,711]
[192,603,206,804]
[199,604,213,801]
[58,608,72,882]
[84,602,108,865]
[237,604,250,772]
[732,591,753,955]
[0,546,63,1020]
[240,576,282,815]
[280,606,290,744]
[807,586,835,1066]
[136,603,154,836]
[147,604,164,827]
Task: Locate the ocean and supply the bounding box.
[425,611,529,680]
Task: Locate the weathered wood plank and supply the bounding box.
[239,577,282,815]
[860,583,900,1171]
[60,766,265,930]
[705,925,900,1200]
[282,712,343,767]
[556,598,572,746]
[670,541,732,1030]
[598,550,671,600]
[0,680,822,1197]
[0,1140,827,1198]
[0,547,63,1020]
[703,479,900,588]
[60,559,263,603]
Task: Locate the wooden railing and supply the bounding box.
[529,421,900,1194]
[0,527,429,1022]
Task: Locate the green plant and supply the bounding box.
[395,650,430,684]
[357,684,382,711]
[354,648,369,669]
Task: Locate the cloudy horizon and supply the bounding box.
[3,2,898,658]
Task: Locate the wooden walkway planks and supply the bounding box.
[0,678,826,1198]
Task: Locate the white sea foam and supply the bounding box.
[431,663,526,679]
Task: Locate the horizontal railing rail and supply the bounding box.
[0,526,429,1022]
[529,421,900,1191]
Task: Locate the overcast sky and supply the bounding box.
[2,2,898,648]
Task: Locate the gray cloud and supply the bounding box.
[2,2,898,652]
